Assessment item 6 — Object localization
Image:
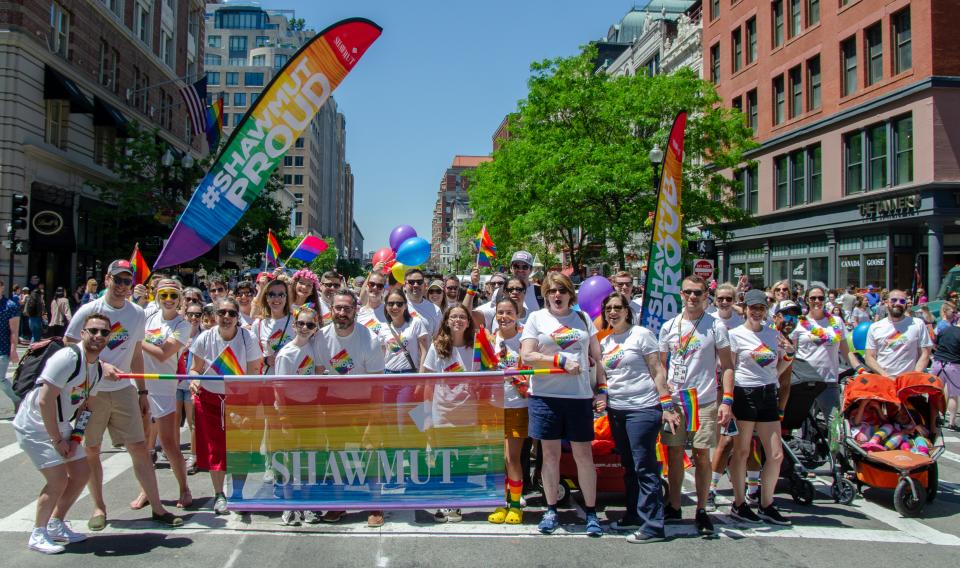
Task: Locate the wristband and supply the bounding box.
[553,354,568,369]
[595,384,608,395]
[778,408,785,422]
[659,394,675,411]
[782,352,794,362]
[138,390,149,395]
[721,393,734,407]
[465,288,477,296]
[856,365,868,375]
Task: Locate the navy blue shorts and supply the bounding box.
[528,396,594,442]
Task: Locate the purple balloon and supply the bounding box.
[389,225,418,252]
[578,276,615,320]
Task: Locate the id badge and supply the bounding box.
[672,357,687,385]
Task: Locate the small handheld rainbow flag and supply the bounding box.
[265,229,281,267]
[130,243,151,286]
[210,346,243,376]
[473,326,499,371]
[474,225,496,268]
[287,234,329,264]
[678,388,700,432]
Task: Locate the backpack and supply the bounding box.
[12,338,81,401]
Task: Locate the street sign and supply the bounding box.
[693,258,714,280]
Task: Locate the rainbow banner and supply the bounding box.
[678,387,700,432]
[153,19,382,269]
[223,372,505,510]
[640,112,686,335]
[206,97,224,152]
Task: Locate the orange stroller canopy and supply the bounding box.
[842,373,899,414]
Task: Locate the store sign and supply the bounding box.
[840,259,861,268]
[866,257,885,267]
[31,210,64,236]
[792,261,806,277]
[749,266,764,275]
[858,194,921,218]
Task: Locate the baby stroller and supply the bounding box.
[838,372,945,517]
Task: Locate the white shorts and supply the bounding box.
[148,393,177,419]
[15,425,86,470]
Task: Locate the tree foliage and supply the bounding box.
[467,46,757,272]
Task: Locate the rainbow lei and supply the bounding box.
[799,315,843,346]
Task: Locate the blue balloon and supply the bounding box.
[396,237,431,266]
[850,321,871,353]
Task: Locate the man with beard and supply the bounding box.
[865,289,933,378]
[404,269,441,336]
[318,271,341,327]
[443,275,462,305]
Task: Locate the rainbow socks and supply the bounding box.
[507,478,523,508]
[746,471,760,495]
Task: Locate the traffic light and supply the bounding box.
[11,193,28,230]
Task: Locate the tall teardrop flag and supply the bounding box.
[640,112,687,336]
[475,224,496,268]
[287,234,329,264]
[265,229,281,267]
[205,97,224,152]
[473,326,499,371]
[153,19,382,269]
[130,243,152,286]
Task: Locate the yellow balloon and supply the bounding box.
[391,262,407,284]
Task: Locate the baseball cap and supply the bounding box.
[107,259,134,276]
[510,251,533,267]
[744,289,768,307]
[775,300,802,315]
[867,284,875,290]
[428,279,444,290]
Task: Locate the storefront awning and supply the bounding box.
[93,96,130,137]
[44,65,93,114]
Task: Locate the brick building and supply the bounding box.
[706,0,960,297]
[0,0,205,289]
[429,155,491,271]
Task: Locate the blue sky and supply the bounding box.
[258,0,644,253]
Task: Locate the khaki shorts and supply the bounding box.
[504,407,529,439]
[661,400,718,449]
[84,385,146,448]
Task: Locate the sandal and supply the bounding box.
[176,490,193,509]
[488,507,508,524]
[88,514,107,532]
[129,493,150,510]
[151,511,184,527]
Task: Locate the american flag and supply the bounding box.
[178,77,208,136]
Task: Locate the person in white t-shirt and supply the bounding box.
[657,275,734,536]
[509,250,542,313]
[252,279,294,375]
[865,288,934,378]
[612,271,643,317]
[520,272,606,537]
[726,289,795,526]
[289,268,322,314]
[357,271,389,337]
[707,283,745,330]
[318,271,341,327]
[404,268,442,336]
[233,281,257,329]
[312,288,385,527]
[379,289,429,373]
[14,313,107,554]
[189,297,261,516]
[132,279,192,512]
[65,259,182,531]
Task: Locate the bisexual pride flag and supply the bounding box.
[288,234,329,264]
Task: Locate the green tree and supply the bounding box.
[467,46,756,272]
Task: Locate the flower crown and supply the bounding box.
[291,268,320,288]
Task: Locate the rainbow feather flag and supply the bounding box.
[210,346,243,376]
[205,97,224,152]
[130,243,151,286]
[474,225,496,268]
[265,229,281,267]
[473,327,499,371]
[678,388,700,432]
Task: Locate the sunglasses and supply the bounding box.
[505,286,525,293]
[428,289,443,294]
[716,296,734,302]
[511,264,531,270]
[185,297,201,304]
[112,276,133,286]
[157,292,180,300]
[321,282,339,288]
[546,288,568,295]
[84,328,111,337]
[386,301,406,308]
[209,287,225,294]
[236,291,254,297]
[295,321,318,330]
[185,312,202,319]
[445,285,460,291]
[775,287,790,292]
[807,295,825,301]
[681,289,704,297]
[781,314,799,322]
[406,279,424,285]
[889,298,907,305]
[368,282,385,290]
[267,292,287,299]
[605,305,625,312]
[614,281,632,287]
[217,309,238,317]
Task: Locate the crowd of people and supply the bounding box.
[5,252,957,553]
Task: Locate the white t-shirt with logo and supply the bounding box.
[143,311,190,397]
[494,331,527,409]
[319,299,333,328]
[520,309,597,399]
[254,315,294,373]
[275,340,322,403]
[713,310,745,331]
[357,304,388,338]
[792,314,847,382]
[66,297,145,392]
[729,324,783,388]
[408,297,442,337]
[658,313,729,404]
[866,316,934,377]
[378,318,429,372]
[314,324,385,376]
[602,326,660,411]
[189,327,261,395]
[14,346,101,433]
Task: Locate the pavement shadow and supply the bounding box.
[67,533,193,557]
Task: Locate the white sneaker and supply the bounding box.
[280,510,299,526]
[47,518,87,543]
[27,528,65,554]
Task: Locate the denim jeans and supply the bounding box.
[0,355,19,407]
[608,405,665,537]
[28,316,43,343]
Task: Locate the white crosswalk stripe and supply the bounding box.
[0,441,22,465]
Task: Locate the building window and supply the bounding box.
[732,29,742,73]
[228,35,248,63]
[45,99,69,149]
[775,156,789,209]
[214,9,267,30]
[807,55,821,110]
[772,1,784,48]
[94,125,116,167]
[710,0,719,21]
[294,156,304,167]
[710,43,720,84]
[867,124,887,190]
[790,150,805,205]
[161,29,174,68]
[274,54,288,68]
[893,8,911,74]
[233,113,242,126]
[135,1,150,45]
[788,0,801,38]
[746,89,758,131]
[295,211,302,226]
[810,144,822,202]
[283,174,292,184]
[251,55,265,66]
[773,75,785,125]
[865,23,883,86]
[233,92,246,107]
[243,72,264,86]
[734,165,759,214]
[225,72,239,85]
[283,156,293,167]
[207,72,220,86]
[844,116,910,194]
[845,131,864,194]
[50,2,70,58]
[746,18,757,64]
[893,115,913,185]
[807,0,820,26]
[104,0,123,18]
[293,175,303,185]
[841,36,857,96]
[295,137,305,148]
[788,65,802,118]
[205,53,222,66]
[255,35,269,47]
[98,39,118,89]
[207,35,221,48]
[732,95,743,113]
[775,145,821,208]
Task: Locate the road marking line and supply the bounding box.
[940,450,960,465]
[0,441,22,465]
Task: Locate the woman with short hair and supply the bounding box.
[252,279,294,374]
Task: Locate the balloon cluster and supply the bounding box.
[371,225,431,284]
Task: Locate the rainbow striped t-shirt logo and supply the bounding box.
[385,336,404,355]
[362,318,382,335]
[551,325,582,349]
[750,343,777,368]
[296,355,314,375]
[106,322,128,350]
[602,345,625,370]
[886,330,907,349]
[145,328,164,346]
[330,349,355,375]
[444,361,465,373]
[69,383,86,405]
[268,328,290,353]
[676,331,702,360]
